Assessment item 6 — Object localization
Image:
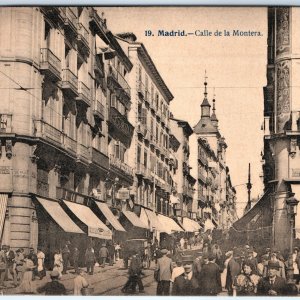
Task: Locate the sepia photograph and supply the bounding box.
[0,5,300,296]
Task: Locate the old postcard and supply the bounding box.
[0,5,299,296]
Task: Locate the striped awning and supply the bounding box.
[0,194,8,238]
[36,197,83,234]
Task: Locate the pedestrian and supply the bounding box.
[53,249,63,278]
[202,243,209,255]
[36,247,46,280]
[14,249,24,283]
[85,246,95,275]
[192,252,203,286]
[172,262,196,295]
[122,251,145,294]
[4,245,17,286]
[115,242,121,261]
[199,253,222,296]
[257,254,268,277]
[0,245,7,288]
[292,247,300,284]
[246,249,258,273]
[233,260,261,296]
[37,269,67,295]
[107,242,115,266]
[212,244,223,267]
[27,247,38,280]
[72,247,79,274]
[18,255,36,294]
[99,243,109,268]
[62,243,70,274]
[179,237,185,250]
[257,261,287,296]
[171,259,185,284]
[265,251,286,279]
[225,251,241,295]
[156,248,173,295]
[73,268,89,295]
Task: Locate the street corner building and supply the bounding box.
[0,6,238,264]
[231,7,300,255]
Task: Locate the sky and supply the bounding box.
[100,7,268,217]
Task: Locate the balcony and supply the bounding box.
[77,143,90,163]
[41,7,65,24]
[34,120,62,146]
[108,107,134,148]
[182,185,194,198]
[94,54,104,83]
[109,154,134,178]
[144,89,150,106]
[63,134,77,156]
[150,133,156,147]
[136,163,146,177]
[144,168,152,182]
[286,111,300,136]
[107,65,131,99]
[93,100,105,121]
[56,186,86,205]
[62,69,78,97]
[137,81,145,99]
[77,23,90,55]
[91,147,109,171]
[198,172,206,184]
[136,123,147,137]
[61,7,77,38]
[77,81,91,106]
[198,154,208,166]
[89,8,108,41]
[40,48,61,81]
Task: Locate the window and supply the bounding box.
[156,126,159,142]
[114,141,126,162]
[137,145,141,163]
[44,21,51,48]
[144,150,148,168]
[150,154,155,172]
[138,66,142,82]
[111,94,117,108]
[155,93,159,110]
[138,103,142,122]
[142,108,147,125]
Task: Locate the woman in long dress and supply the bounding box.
[37,248,46,279]
[18,256,36,294]
[53,250,63,278]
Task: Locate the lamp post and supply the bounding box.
[286,194,299,255]
[286,194,299,282]
[112,177,119,207]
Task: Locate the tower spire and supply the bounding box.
[201,70,211,118]
[211,88,219,128]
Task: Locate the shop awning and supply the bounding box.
[157,214,184,234]
[122,210,148,229]
[0,194,8,238]
[36,197,83,234]
[63,201,112,239]
[145,208,163,230]
[182,217,201,232]
[94,202,126,232]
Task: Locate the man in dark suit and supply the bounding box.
[172,263,195,295]
[199,253,222,295]
[257,261,287,296]
[225,251,241,295]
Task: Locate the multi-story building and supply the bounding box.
[117,33,174,214]
[261,7,300,252]
[191,78,237,231]
[0,7,132,254]
[169,117,197,228]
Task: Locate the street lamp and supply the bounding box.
[286,194,299,282]
[286,194,299,254]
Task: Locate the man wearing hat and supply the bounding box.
[99,243,109,268]
[37,270,67,295]
[199,253,222,295]
[172,259,196,295]
[156,248,173,295]
[257,261,287,296]
[225,250,241,295]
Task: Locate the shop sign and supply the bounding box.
[0,166,10,174]
[116,188,130,200]
[88,227,112,239]
[292,169,300,177]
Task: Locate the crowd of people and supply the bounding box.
[0,240,121,295]
[148,243,300,296]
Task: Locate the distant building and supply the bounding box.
[191,78,237,231]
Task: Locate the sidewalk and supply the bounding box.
[2,259,125,295]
